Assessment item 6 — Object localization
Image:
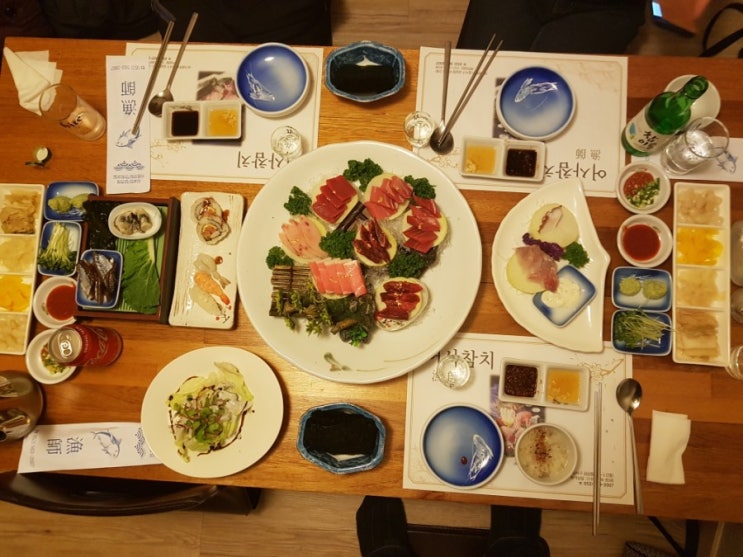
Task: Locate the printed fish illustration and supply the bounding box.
[514,77,559,103]
[247,73,275,101]
[116,128,140,148]
[716,151,738,174]
[93,430,122,458]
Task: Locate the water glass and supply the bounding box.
[38,83,106,141]
[271,126,303,161]
[725,345,743,380]
[434,353,472,389]
[404,110,434,148]
[660,117,729,175]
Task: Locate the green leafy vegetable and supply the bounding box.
[120,238,160,314]
[613,310,671,349]
[266,246,293,269]
[283,186,312,215]
[387,249,434,279]
[38,222,76,274]
[403,175,436,199]
[343,158,383,191]
[562,242,589,268]
[319,229,356,259]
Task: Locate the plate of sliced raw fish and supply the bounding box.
[236,141,481,384]
[492,178,610,352]
[169,192,244,329]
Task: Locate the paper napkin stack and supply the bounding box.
[3,47,62,115]
[646,410,691,484]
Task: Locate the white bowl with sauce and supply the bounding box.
[25,329,77,384]
[108,202,162,240]
[515,423,578,486]
[617,214,673,268]
[162,100,243,140]
[32,276,77,328]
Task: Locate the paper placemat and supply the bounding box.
[124,43,323,184]
[638,136,743,183]
[415,49,627,197]
[404,333,634,506]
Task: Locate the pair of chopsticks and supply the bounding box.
[593,382,603,536]
[437,33,503,144]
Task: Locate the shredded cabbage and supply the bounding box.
[167,362,254,462]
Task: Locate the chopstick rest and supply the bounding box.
[645,410,691,484]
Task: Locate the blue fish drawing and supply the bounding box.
[514,77,559,103]
[247,73,275,101]
[716,151,738,174]
[93,430,122,458]
[116,128,140,148]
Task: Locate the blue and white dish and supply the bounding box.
[533,265,596,327]
[75,249,122,310]
[44,181,99,221]
[611,309,672,356]
[496,66,575,141]
[325,41,405,103]
[297,402,385,474]
[612,266,672,311]
[236,43,309,118]
[38,220,81,277]
[422,404,504,489]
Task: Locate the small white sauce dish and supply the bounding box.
[75,249,123,310]
[532,265,596,327]
[162,100,243,141]
[617,214,673,268]
[37,220,81,277]
[460,136,546,182]
[43,181,99,221]
[108,202,162,240]
[32,276,77,328]
[616,162,670,215]
[515,423,578,486]
[25,329,77,384]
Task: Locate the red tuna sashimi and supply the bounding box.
[354,219,394,264]
[402,200,445,254]
[412,195,441,217]
[514,245,559,292]
[312,175,358,224]
[364,175,413,221]
[279,216,328,262]
[376,279,424,320]
[310,258,367,297]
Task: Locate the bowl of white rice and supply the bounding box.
[515,423,578,486]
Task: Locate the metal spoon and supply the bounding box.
[148,12,199,117]
[616,378,644,514]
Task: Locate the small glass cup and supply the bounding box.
[725,345,743,380]
[271,125,303,161]
[38,83,106,141]
[660,117,729,175]
[435,353,472,389]
[404,110,434,148]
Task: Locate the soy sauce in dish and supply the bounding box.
[171,110,199,137]
[505,148,538,178]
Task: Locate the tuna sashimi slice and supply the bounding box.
[310,258,367,297]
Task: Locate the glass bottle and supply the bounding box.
[621,75,708,156]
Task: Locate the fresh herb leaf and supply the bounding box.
[120,238,160,314]
[343,158,383,191]
[563,242,589,268]
[403,175,436,199]
[284,186,312,215]
[319,228,356,259]
[266,246,293,269]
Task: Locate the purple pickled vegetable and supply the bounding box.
[522,233,564,260]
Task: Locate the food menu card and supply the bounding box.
[415,49,628,197]
[124,43,323,184]
[403,332,634,506]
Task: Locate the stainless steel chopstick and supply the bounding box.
[132,19,174,135]
[441,41,451,123]
[593,382,603,536]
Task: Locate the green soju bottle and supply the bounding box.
[621,75,708,156]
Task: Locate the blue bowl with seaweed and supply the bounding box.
[325,41,405,103]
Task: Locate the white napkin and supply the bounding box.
[18,422,160,473]
[645,410,691,484]
[3,47,62,115]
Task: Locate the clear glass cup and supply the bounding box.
[725,345,743,380]
[435,353,472,389]
[38,83,106,141]
[271,126,303,161]
[404,110,434,148]
[660,117,729,175]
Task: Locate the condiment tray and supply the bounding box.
[461,136,545,182]
[162,100,243,141]
[498,358,589,411]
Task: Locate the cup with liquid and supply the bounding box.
[271,125,303,161]
[38,83,106,141]
[434,353,472,389]
[660,117,729,175]
[404,110,434,148]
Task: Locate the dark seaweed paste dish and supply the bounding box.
[505,148,538,178]
[503,363,538,397]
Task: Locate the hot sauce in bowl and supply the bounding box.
[46,283,77,321]
[32,276,77,328]
[617,215,672,268]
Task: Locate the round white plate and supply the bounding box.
[32,276,77,328]
[236,141,482,384]
[25,329,77,384]
[491,178,610,353]
[107,202,162,240]
[141,347,283,478]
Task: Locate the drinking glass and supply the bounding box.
[725,345,743,380]
[271,125,303,161]
[38,83,106,141]
[435,353,472,389]
[403,110,434,148]
[660,117,729,175]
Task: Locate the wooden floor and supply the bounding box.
[3,2,743,556]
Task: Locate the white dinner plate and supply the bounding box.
[491,178,610,352]
[236,141,482,384]
[141,347,283,478]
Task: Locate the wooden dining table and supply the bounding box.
[1,37,742,525]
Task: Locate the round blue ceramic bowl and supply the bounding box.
[422,404,504,489]
[236,43,309,118]
[325,41,405,103]
[497,66,575,140]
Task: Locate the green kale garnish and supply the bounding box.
[283,186,312,215]
[563,242,589,268]
[343,158,383,191]
[388,250,432,279]
[319,228,356,259]
[266,246,293,269]
[404,175,436,199]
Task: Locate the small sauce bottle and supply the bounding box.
[47,324,123,367]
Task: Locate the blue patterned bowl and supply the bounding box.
[325,41,405,102]
[236,43,309,118]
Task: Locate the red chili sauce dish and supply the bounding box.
[621,223,660,261]
[46,283,77,321]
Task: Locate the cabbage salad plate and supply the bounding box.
[236,141,481,384]
[492,178,610,352]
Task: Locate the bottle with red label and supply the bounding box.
[47,324,123,367]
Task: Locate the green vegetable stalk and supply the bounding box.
[614,310,671,349]
[38,222,76,274]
